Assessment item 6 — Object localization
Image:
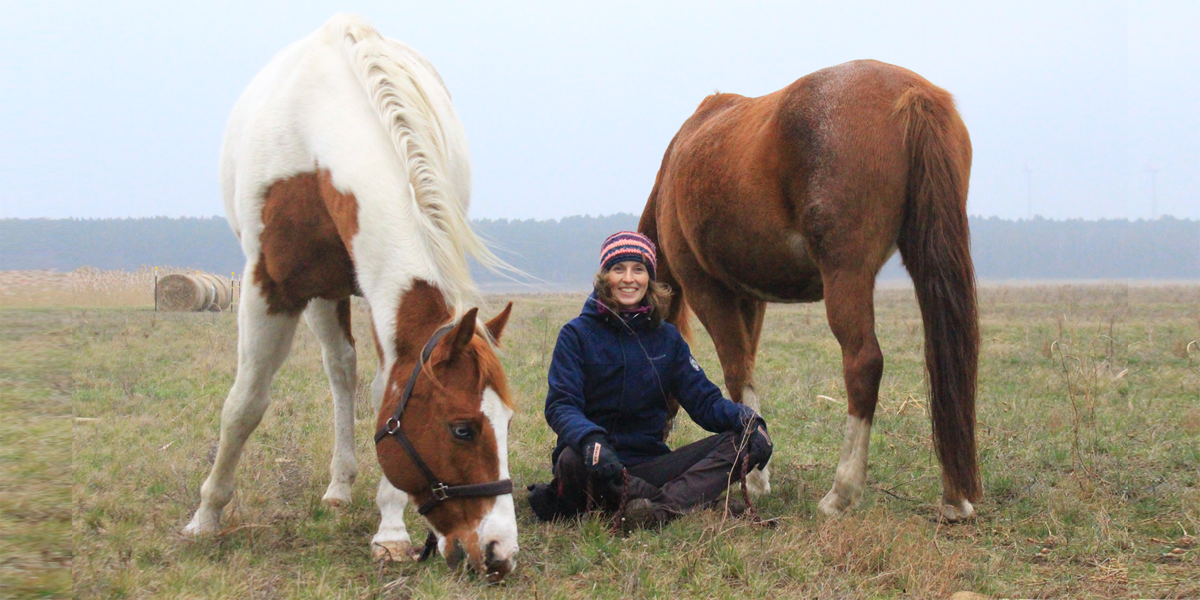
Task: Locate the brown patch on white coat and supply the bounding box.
[253,169,360,315]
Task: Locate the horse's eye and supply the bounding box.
[450,423,475,441]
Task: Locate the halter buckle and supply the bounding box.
[431,482,450,501]
[385,417,400,435]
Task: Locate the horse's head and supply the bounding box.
[375,303,517,581]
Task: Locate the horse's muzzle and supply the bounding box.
[483,540,515,583]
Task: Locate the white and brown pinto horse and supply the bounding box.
[640,60,981,520]
[183,14,519,577]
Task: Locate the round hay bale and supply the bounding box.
[194,274,233,311]
[156,273,234,312]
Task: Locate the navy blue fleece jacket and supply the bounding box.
[544,294,754,467]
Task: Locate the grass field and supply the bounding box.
[2,278,1197,598]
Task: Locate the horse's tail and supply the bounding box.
[670,290,694,344]
[333,15,514,315]
[893,83,981,503]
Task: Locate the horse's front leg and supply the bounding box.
[184,280,301,534]
[369,375,416,561]
[372,478,415,561]
[303,298,358,506]
[817,271,883,516]
[362,315,414,560]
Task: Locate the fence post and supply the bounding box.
[154,267,158,312]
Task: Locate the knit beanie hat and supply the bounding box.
[599,231,657,279]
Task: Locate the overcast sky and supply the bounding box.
[2,1,1197,221]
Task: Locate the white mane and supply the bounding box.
[334,15,513,316]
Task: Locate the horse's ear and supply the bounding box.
[448,307,479,358]
[485,302,514,345]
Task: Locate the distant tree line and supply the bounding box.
[2,215,1196,286]
[1,217,244,276]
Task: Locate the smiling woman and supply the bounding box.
[604,261,649,308]
[591,231,673,323]
[531,231,774,529]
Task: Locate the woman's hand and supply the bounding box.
[580,433,624,486]
[742,417,773,471]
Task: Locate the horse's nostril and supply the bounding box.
[483,540,515,582]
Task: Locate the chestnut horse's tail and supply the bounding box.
[893,84,981,503]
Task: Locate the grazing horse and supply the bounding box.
[182,14,520,577]
[639,60,980,521]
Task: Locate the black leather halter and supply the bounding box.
[373,324,514,518]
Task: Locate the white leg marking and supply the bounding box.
[941,497,976,521]
[184,283,300,535]
[304,299,359,506]
[819,414,872,516]
[474,388,518,567]
[741,387,771,496]
[372,478,413,561]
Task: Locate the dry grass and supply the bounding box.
[0,267,241,309]
[0,309,72,597]
[2,274,1197,598]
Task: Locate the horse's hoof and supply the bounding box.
[939,499,975,522]
[321,496,348,508]
[322,482,353,506]
[372,540,416,562]
[818,489,854,517]
[817,494,842,517]
[182,513,219,536]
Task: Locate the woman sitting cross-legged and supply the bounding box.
[528,231,772,529]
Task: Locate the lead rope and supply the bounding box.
[611,469,630,535]
[737,454,780,528]
[738,454,764,525]
[583,469,631,534]
[417,531,438,562]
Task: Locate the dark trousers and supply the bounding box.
[553,431,743,514]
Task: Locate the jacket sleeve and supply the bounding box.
[544,325,606,451]
[668,333,756,434]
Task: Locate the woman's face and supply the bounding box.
[605,260,650,309]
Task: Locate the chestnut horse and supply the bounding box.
[183,15,520,577]
[640,60,980,520]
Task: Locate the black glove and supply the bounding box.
[739,416,773,471]
[580,433,623,486]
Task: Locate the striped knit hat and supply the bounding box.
[599,231,657,279]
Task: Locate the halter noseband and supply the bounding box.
[373,324,514,518]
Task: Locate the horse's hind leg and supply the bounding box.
[184,280,301,535]
[683,277,771,495]
[303,298,358,506]
[817,270,883,516]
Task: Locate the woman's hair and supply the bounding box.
[592,267,673,324]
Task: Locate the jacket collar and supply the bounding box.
[582,292,655,331]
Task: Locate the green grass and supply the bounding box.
[0,309,72,598]
[3,283,1198,598]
